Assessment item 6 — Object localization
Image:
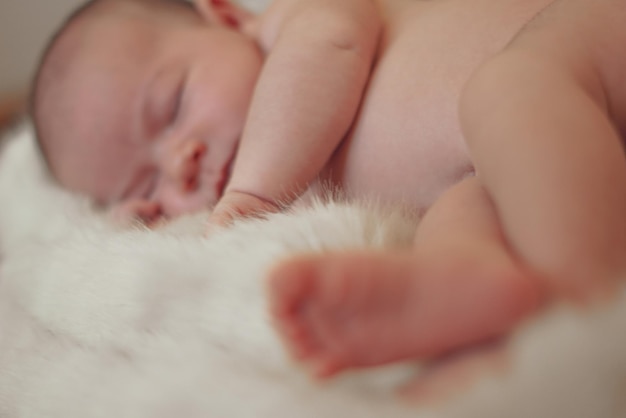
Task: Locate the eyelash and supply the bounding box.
[169,79,186,125]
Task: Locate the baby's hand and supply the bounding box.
[207,190,282,229]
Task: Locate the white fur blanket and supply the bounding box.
[2,122,626,417]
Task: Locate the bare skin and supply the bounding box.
[35,0,626,396]
[214,0,557,218]
[267,0,626,384]
[198,0,554,380]
[269,177,541,377]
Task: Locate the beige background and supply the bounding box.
[0,0,268,97]
[0,0,85,96]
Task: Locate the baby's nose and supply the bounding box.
[167,139,206,191]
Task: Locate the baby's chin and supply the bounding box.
[105,183,222,229]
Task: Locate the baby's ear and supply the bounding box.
[193,0,254,30]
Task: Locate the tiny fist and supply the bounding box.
[205,191,282,234]
[208,205,238,226]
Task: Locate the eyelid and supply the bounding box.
[168,78,185,126]
[166,71,188,129]
[143,69,187,138]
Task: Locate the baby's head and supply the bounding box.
[32,0,262,219]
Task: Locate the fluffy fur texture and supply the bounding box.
[1,122,626,417]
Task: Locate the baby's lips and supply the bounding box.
[110,199,164,228]
[183,175,199,193]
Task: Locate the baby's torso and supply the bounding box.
[312,0,555,212]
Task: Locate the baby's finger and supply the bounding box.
[207,204,238,229]
[206,190,282,233]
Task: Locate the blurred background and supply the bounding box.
[0,0,266,126]
[0,0,84,124]
[0,0,266,95]
[1,0,84,97]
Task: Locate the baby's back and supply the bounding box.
[316,0,555,212]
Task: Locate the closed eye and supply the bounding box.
[167,76,186,126]
[142,68,188,138]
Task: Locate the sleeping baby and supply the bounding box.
[31,0,626,387]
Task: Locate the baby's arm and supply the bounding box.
[459,0,626,296]
[209,0,381,225]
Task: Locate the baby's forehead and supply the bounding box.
[92,0,199,28]
[35,0,199,172]
[37,14,153,173]
[52,0,201,77]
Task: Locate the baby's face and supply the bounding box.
[50,3,262,219]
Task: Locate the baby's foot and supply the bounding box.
[269,252,423,377]
[268,250,538,377]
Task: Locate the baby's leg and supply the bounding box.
[268,177,540,377]
[460,0,626,299]
[268,0,626,377]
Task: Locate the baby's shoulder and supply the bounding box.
[254,0,383,52]
[577,2,626,132]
